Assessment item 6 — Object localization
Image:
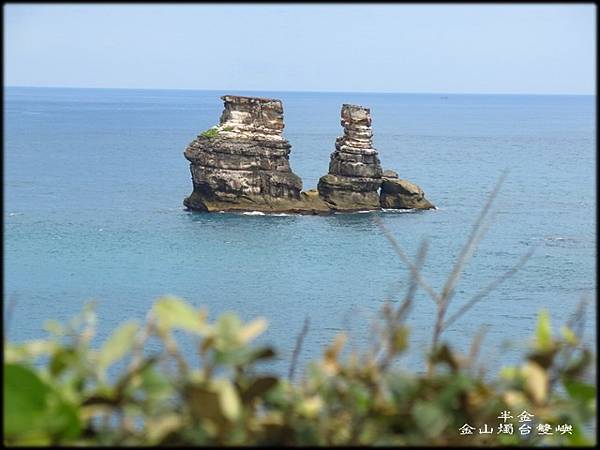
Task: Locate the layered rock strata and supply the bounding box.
[317,104,383,210]
[184,95,434,214]
[184,96,314,213]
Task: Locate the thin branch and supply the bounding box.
[467,325,489,370]
[438,170,507,308]
[128,311,154,374]
[288,315,310,381]
[396,240,429,323]
[374,216,441,304]
[383,279,406,304]
[566,292,590,340]
[159,329,190,376]
[378,241,429,372]
[442,246,536,332]
[3,295,18,340]
[548,293,591,391]
[369,315,384,360]
[342,306,362,357]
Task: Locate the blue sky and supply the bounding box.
[3,3,596,94]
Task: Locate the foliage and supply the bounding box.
[200,127,219,138]
[3,296,596,446]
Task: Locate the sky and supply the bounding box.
[3,3,596,94]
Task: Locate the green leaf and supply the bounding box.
[522,361,548,404]
[239,317,267,344]
[214,379,241,421]
[565,424,592,446]
[215,312,243,350]
[560,326,578,345]
[146,414,183,444]
[98,320,139,371]
[187,385,222,422]
[430,344,458,371]
[44,319,64,336]
[391,326,409,354]
[563,348,592,378]
[297,395,323,419]
[500,366,518,380]
[250,346,276,361]
[348,382,371,415]
[140,366,172,399]
[153,296,208,335]
[535,309,552,351]
[3,363,51,436]
[4,340,54,363]
[241,376,279,403]
[563,379,595,403]
[49,347,77,377]
[213,346,275,367]
[45,398,81,439]
[412,401,449,438]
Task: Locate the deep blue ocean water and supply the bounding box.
[4,87,596,376]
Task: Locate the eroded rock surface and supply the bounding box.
[183,96,434,214]
[317,104,383,210]
[184,96,309,213]
[379,171,435,210]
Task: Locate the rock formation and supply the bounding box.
[317,104,383,210]
[183,95,309,213]
[183,95,434,214]
[379,170,435,210]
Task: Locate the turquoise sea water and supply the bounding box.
[3,87,596,375]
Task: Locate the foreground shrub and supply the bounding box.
[3,295,595,446]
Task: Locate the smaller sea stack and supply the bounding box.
[317,104,384,210]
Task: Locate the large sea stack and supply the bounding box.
[184,95,434,214]
[317,104,383,210]
[183,95,308,213]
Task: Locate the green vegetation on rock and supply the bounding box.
[200,127,219,138]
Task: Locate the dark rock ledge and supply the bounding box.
[183,95,435,214]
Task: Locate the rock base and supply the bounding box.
[379,172,435,210]
[317,104,384,210]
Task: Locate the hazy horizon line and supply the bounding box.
[4,84,595,97]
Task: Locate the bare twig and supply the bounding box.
[3,295,18,339]
[548,293,592,391]
[288,315,310,381]
[375,216,441,304]
[467,325,489,371]
[342,307,361,357]
[441,246,535,331]
[438,170,507,307]
[83,357,158,407]
[378,241,429,372]
[368,315,385,360]
[396,240,429,324]
[566,292,590,341]
[128,311,154,374]
[431,172,507,351]
[159,330,190,376]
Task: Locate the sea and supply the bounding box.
[3,87,596,378]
